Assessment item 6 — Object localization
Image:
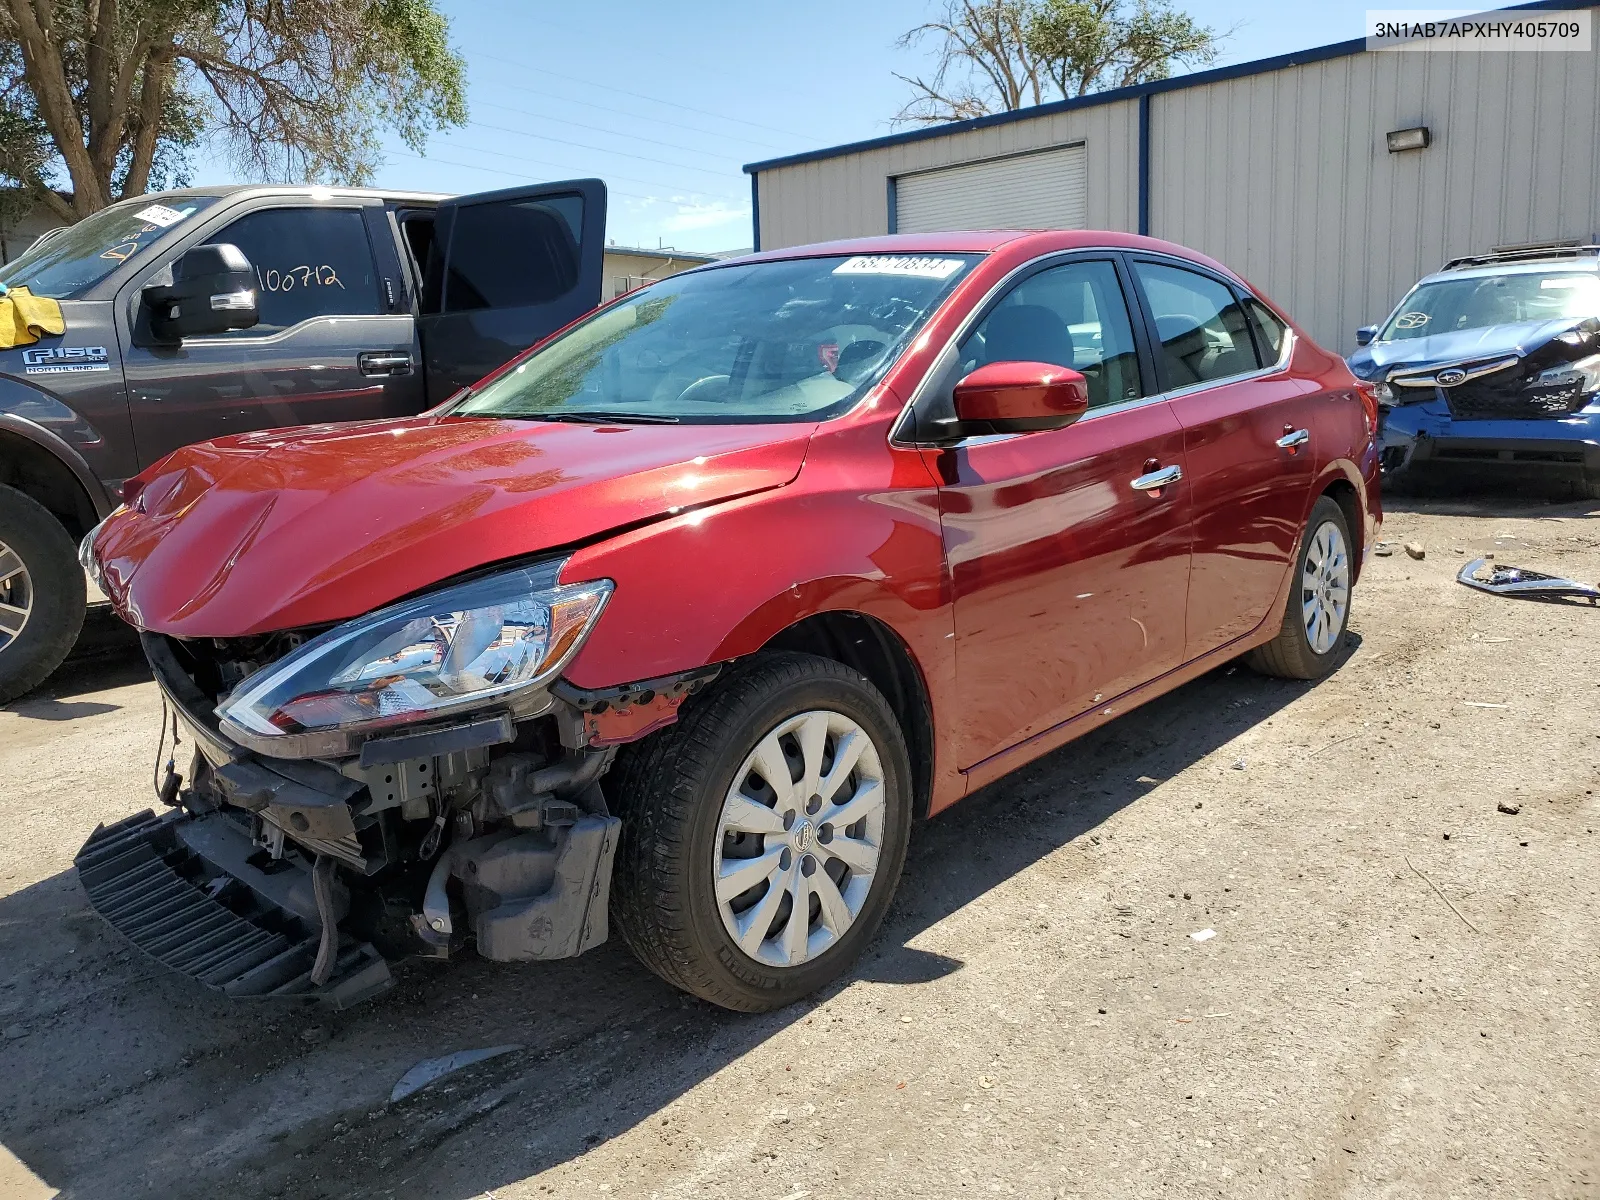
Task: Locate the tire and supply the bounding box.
[0,485,86,704]
[1245,495,1352,681]
[608,652,913,1012]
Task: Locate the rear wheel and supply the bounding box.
[1245,495,1352,681]
[0,485,85,704]
[608,652,913,1012]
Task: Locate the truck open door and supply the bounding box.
[417,179,607,402]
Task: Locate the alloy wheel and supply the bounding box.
[712,709,886,968]
[0,538,32,652]
[1301,519,1349,655]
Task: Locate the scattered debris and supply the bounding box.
[1190,929,1217,943]
[1463,702,1509,709]
[978,1075,996,1090]
[389,1044,522,1103]
[300,1026,329,1045]
[1457,558,1600,603]
[1497,802,1522,816]
[2,1024,25,1040]
[1231,758,1247,771]
[1373,541,1397,557]
[899,1014,913,1023]
[1405,542,1426,560]
[1404,855,1480,933]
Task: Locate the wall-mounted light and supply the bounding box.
[1386,126,1431,153]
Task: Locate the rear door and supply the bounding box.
[915,254,1192,770]
[417,179,607,401]
[1125,256,1317,658]
[121,197,423,466]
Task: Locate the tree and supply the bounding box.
[896,0,1220,127]
[0,0,467,222]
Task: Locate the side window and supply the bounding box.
[1245,297,1288,365]
[205,207,381,334]
[1132,261,1259,388]
[443,194,584,312]
[961,259,1143,409]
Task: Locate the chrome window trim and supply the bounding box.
[890,245,1295,448]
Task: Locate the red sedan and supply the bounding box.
[82,231,1379,1012]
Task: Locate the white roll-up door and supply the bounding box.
[895,144,1088,234]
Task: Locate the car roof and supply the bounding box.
[1421,256,1600,284]
[733,229,1236,270]
[142,184,452,205]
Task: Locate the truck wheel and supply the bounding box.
[0,485,86,704]
[608,652,913,1012]
[1245,495,1352,682]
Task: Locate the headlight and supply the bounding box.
[1370,380,1396,408]
[1534,352,1600,394]
[77,509,120,590]
[217,559,611,756]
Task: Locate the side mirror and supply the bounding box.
[143,243,258,342]
[1355,325,1378,347]
[952,360,1090,434]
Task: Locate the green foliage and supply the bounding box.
[0,0,467,218]
[897,0,1220,126]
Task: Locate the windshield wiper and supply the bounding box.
[532,410,681,425]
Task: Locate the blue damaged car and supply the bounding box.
[1348,244,1600,498]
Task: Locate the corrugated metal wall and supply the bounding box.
[753,14,1600,354]
[1151,39,1600,351]
[755,99,1140,248]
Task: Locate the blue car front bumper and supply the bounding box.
[1378,401,1600,489]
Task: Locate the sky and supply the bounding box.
[361,0,1389,254]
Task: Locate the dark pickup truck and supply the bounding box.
[0,178,608,701]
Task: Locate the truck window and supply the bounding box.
[443,194,584,312]
[203,207,383,334]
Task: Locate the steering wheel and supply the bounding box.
[674,374,731,405]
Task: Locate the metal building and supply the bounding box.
[744,3,1600,353]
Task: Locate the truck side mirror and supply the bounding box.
[1355,325,1378,347]
[143,243,258,343]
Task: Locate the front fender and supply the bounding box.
[557,423,964,808]
[0,381,115,517]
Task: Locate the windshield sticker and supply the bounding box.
[833,255,964,279]
[1393,311,1431,330]
[21,345,110,374]
[133,204,187,228]
[1541,277,1582,289]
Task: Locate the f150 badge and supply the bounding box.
[21,345,111,375]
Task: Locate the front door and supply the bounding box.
[122,200,423,467]
[922,256,1192,770]
[418,179,608,400]
[1126,258,1317,657]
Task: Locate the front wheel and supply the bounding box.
[1245,495,1353,681]
[608,653,913,1012]
[0,485,86,704]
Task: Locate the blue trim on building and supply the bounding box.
[750,172,760,252]
[741,0,1574,178]
[886,176,898,234]
[1137,93,1151,237]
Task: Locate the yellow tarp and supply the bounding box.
[0,286,65,350]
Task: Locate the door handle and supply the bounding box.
[359,351,413,376]
[1276,428,1310,450]
[1130,464,1182,493]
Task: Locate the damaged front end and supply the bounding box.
[1373,318,1600,487]
[75,557,715,1008]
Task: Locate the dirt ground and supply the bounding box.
[2,497,1598,1200]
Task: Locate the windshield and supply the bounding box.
[453,253,980,424]
[1380,270,1600,341]
[0,194,221,299]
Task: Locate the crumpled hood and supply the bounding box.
[95,414,814,636]
[1349,316,1592,380]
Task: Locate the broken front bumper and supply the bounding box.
[75,808,393,1008]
